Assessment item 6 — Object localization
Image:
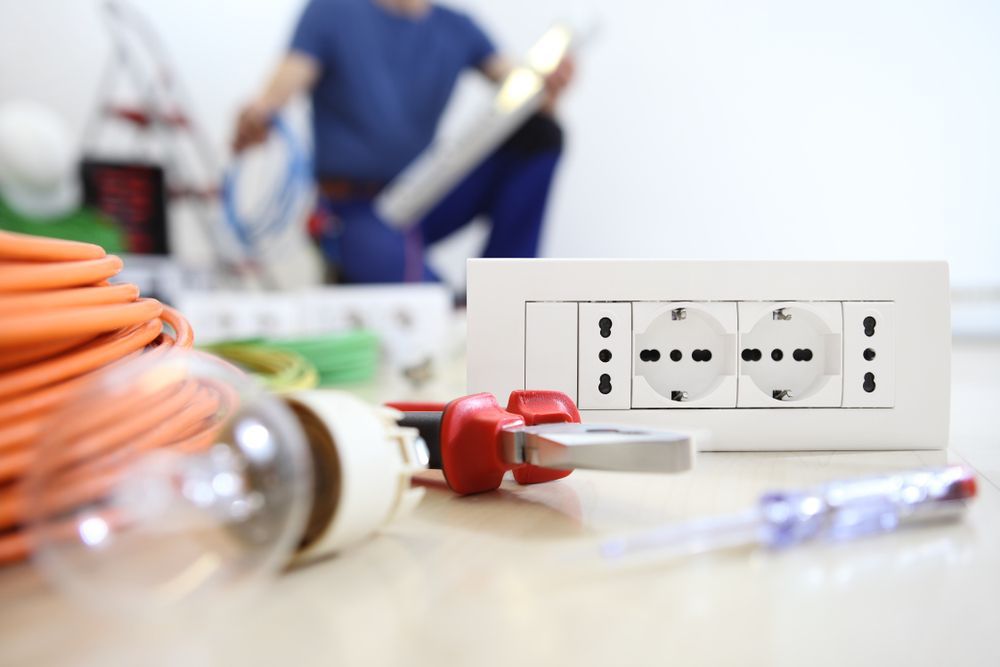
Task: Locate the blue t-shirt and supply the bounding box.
[290,0,496,181]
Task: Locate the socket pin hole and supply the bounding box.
[639,349,660,362]
[741,348,763,362]
[792,348,814,362]
[669,349,682,362]
[771,349,783,361]
[863,372,876,393]
[599,317,612,338]
[599,349,612,363]
[598,373,612,395]
[692,349,713,362]
[863,316,876,337]
[863,348,876,361]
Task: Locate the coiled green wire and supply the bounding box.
[266,331,380,385]
[204,330,379,392]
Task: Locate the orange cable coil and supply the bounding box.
[0,230,216,565]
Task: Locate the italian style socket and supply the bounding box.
[578,302,631,409]
[632,302,738,408]
[843,302,895,407]
[737,302,843,407]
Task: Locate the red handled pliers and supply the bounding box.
[388,390,694,495]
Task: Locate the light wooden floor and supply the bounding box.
[3,341,999,667]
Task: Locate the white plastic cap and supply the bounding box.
[284,391,427,559]
[0,99,81,219]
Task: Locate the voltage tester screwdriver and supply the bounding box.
[601,465,977,561]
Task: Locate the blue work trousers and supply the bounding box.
[317,143,562,283]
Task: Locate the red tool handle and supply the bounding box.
[440,390,579,495]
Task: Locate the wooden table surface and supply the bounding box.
[3,341,999,667]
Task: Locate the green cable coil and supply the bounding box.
[267,331,380,386]
[204,330,380,392]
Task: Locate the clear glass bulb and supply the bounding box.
[26,350,313,612]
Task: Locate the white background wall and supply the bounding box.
[1,0,998,289]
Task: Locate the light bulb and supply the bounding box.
[26,349,430,613]
[27,350,314,612]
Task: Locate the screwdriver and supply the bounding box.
[601,465,977,561]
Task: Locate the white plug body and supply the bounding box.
[467,260,950,451]
[284,391,427,559]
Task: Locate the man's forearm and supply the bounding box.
[253,52,322,113]
[480,54,514,84]
[233,52,321,151]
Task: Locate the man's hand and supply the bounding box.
[232,101,273,153]
[231,52,321,153]
[541,56,575,114]
[482,53,576,115]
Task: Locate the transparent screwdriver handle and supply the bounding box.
[759,465,977,548]
[601,465,977,561]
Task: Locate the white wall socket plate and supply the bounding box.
[467,260,950,451]
[174,284,453,370]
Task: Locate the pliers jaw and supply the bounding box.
[440,391,694,496]
[502,423,694,473]
[393,390,694,496]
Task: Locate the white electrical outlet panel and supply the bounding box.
[467,260,950,451]
[174,284,453,371]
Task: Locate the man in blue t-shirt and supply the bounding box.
[234,0,573,283]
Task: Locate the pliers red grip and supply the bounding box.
[389,390,576,495]
[389,390,693,496]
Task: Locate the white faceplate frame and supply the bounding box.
[467,259,950,451]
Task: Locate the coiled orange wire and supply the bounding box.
[0,230,220,565]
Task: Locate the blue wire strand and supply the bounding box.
[221,115,312,256]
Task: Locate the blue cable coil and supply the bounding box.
[221,115,312,256]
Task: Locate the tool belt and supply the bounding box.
[318,178,386,203]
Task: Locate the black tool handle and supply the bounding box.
[396,411,443,469]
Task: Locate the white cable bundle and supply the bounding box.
[374,18,597,229]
